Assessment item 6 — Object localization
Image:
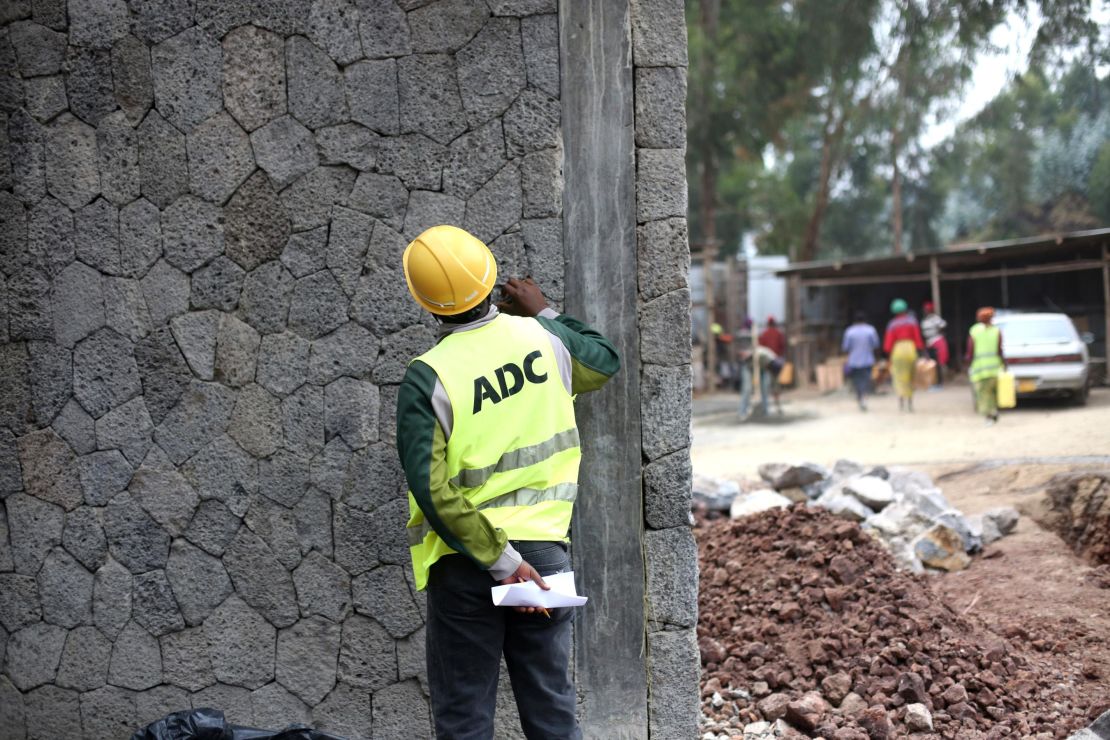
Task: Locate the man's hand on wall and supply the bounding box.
[497,277,549,317]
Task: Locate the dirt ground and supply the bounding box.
[691,381,1110,729]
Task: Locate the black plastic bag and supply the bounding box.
[131,708,349,740]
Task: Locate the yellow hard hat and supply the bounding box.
[403,225,498,315]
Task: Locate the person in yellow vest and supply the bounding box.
[396,225,619,739]
[965,306,1005,425]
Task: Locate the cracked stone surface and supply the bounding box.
[65,46,117,125]
[281,384,324,457]
[238,260,295,335]
[26,341,72,426]
[203,595,276,689]
[183,498,242,557]
[55,625,111,692]
[457,17,526,127]
[137,111,189,209]
[104,277,154,343]
[160,626,216,692]
[131,568,185,637]
[286,36,346,130]
[180,435,257,506]
[133,325,191,424]
[6,493,64,576]
[307,321,379,384]
[398,53,466,145]
[95,396,154,465]
[352,564,423,638]
[75,197,123,276]
[37,546,94,627]
[223,527,298,628]
[316,123,378,171]
[292,550,350,622]
[23,684,82,738]
[191,256,246,312]
[162,196,224,273]
[97,111,141,207]
[151,26,223,132]
[256,331,310,397]
[72,328,142,420]
[108,619,162,690]
[78,449,133,506]
[0,572,41,631]
[324,377,379,449]
[215,313,261,388]
[153,380,237,464]
[280,166,357,231]
[325,206,372,299]
[345,58,399,135]
[337,614,395,691]
[129,454,199,537]
[170,310,220,380]
[186,112,256,205]
[103,492,171,573]
[45,115,100,209]
[223,25,286,133]
[258,450,311,509]
[112,34,155,125]
[288,270,349,342]
[251,116,318,190]
[5,621,66,690]
[93,557,132,638]
[62,506,108,571]
[166,538,233,627]
[275,615,340,704]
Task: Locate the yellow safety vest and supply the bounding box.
[406,314,581,589]
[969,323,1001,383]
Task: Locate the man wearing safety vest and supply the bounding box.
[396,225,619,739]
[966,306,1005,425]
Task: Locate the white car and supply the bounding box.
[994,313,1091,404]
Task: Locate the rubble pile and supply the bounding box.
[696,461,1020,573]
[696,506,1107,739]
[1022,472,1110,566]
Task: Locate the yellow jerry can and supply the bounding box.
[996,370,1017,409]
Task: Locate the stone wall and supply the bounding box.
[0,0,694,737]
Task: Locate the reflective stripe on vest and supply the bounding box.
[406,314,580,590]
[969,324,1001,383]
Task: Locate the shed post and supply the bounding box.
[929,255,942,315]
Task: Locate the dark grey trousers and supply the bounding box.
[425,541,580,740]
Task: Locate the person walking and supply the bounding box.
[966,306,1005,425]
[396,225,620,739]
[921,301,949,388]
[842,311,880,411]
[758,315,786,358]
[883,298,925,412]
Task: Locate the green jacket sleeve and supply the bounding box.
[535,313,621,394]
[395,360,509,570]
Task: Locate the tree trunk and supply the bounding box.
[891,125,903,254]
[799,105,844,263]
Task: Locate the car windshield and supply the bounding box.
[997,317,1076,344]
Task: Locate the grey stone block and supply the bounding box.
[637,217,688,301]
[281,384,324,457]
[32,0,66,29]
[170,310,220,380]
[645,526,697,629]
[223,527,299,627]
[341,443,405,513]
[310,437,351,499]
[251,681,311,729]
[65,46,117,125]
[641,289,691,366]
[258,450,311,509]
[0,428,21,493]
[166,538,233,627]
[406,189,466,239]
[286,36,347,130]
[191,682,254,726]
[280,165,357,231]
[332,503,379,575]
[644,448,692,530]
[288,269,348,339]
[37,546,94,627]
[111,34,155,125]
[377,383,398,446]
[521,217,563,302]
[163,195,225,273]
[62,506,108,571]
[488,0,554,13]
[325,377,379,449]
[345,172,406,230]
[521,146,562,218]
[281,227,328,279]
[0,676,26,740]
[396,624,427,693]
[308,322,379,385]
[97,110,141,206]
[45,115,100,209]
[160,626,217,692]
[635,66,686,149]
[187,112,256,205]
[79,686,139,740]
[26,195,74,277]
[68,0,130,48]
[192,256,246,312]
[292,550,350,622]
[647,628,700,739]
[373,324,433,384]
[54,399,97,456]
[442,119,506,200]
[0,192,28,276]
[352,564,422,638]
[504,88,559,158]
[307,0,362,64]
[364,219,407,271]
[52,260,106,349]
[5,621,66,690]
[184,498,242,557]
[109,619,162,690]
[275,616,340,704]
[224,181,290,288]
[24,684,82,738]
[398,53,466,144]
[457,17,525,127]
[137,110,189,209]
[0,504,11,571]
[238,261,295,334]
[56,625,111,692]
[521,13,558,97]
[0,573,40,631]
[326,206,372,298]
[93,557,132,638]
[0,346,32,442]
[129,0,195,44]
[408,0,487,52]
[94,396,154,465]
[315,123,378,171]
[243,494,303,570]
[9,110,46,204]
[23,75,67,122]
[637,148,687,223]
[250,116,318,191]
[75,197,123,276]
[132,569,186,636]
[214,313,261,388]
[27,341,71,425]
[129,458,198,538]
[78,450,132,506]
[133,325,191,425]
[641,364,692,460]
[17,427,81,510]
[104,277,154,343]
[181,435,257,506]
[151,26,223,132]
[345,59,400,135]
[350,267,424,336]
[631,0,687,64]
[464,161,521,244]
[337,613,396,690]
[357,0,411,58]
[256,331,310,397]
[377,133,446,191]
[140,261,190,332]
[228,384,283,458]
[374,679,433,738]
[134,684,191,728]
[293,487,331,557]
[103,492,171,572]
[312,682,372,739]
[222,25,286,133]
[8,268,52,341]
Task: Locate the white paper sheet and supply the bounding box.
[491,571,588,608]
